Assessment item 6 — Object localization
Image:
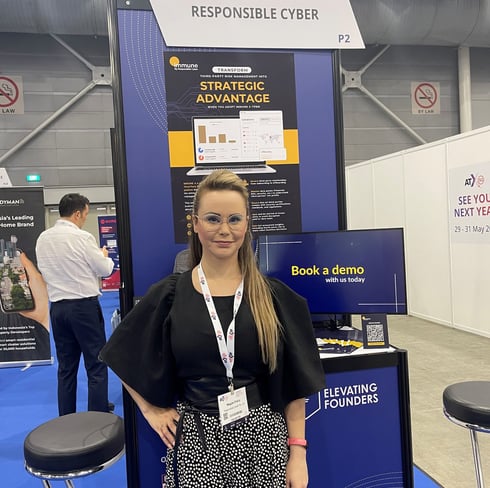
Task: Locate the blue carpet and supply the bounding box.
[1,291,443,487]
[414,465,443,487]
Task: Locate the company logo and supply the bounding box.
[168,56,198,71]
[465,173,485,188]
[305,392,322,420]
[0,198,24,206]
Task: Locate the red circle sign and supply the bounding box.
[414,83,437,109]
[0,76,19,107]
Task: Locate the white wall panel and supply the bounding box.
[346,126,490,339]
[346,162,375,229]
[372,155,406,228]
[403,144,452,325]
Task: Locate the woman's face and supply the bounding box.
[193,190,248,262]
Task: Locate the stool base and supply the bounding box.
[25,448,124,487]
[444,409,488,488]
[40,481,74,488]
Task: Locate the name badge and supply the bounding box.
[218,386,250,430]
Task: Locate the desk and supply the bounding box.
[307,348,413,487]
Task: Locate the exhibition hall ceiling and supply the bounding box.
[1,0,490,47]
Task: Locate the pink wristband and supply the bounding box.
[287,438,308,449]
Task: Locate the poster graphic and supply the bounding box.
[164,51,302,242]
[0,187,50,366]
[98,216,120,291]
[448,162,490,244]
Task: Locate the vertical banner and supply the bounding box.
[112,2,346,487]
[0,187,50,367]
[98,215,121,291]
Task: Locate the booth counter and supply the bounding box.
[128,345,413,488]
[307,347,413,487]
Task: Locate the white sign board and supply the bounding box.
[148,0,365,49]
[411,81,440,115]
[0,75,24,115]
[0,169,12,187]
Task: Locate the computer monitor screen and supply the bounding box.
[257,228,407,315]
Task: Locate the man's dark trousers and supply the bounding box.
[50,297,109,416]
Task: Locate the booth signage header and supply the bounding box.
[148,0,365,49]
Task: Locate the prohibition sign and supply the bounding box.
[414,82,437,109]
[0,76,20,108]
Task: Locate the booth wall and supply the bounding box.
[346,125,490,337]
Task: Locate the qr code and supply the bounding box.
[367,323,384,342]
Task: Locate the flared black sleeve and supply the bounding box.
[267,278,325,411]
[99,274,180,408]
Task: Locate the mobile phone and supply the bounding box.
[0,248,35,314]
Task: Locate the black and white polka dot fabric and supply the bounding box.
[164,403,288,487]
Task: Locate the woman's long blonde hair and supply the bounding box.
[189,170,280,372]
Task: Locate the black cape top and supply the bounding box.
[100,271,325,412]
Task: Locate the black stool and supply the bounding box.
[24,411,125,487]
[443,381,490,488]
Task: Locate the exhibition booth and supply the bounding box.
[107,0,413,486]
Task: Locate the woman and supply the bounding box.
[100,170,325,487]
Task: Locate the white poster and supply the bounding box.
[448,161,490,244]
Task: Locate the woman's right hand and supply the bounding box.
[142,405,181,449]
[122,382,181,448]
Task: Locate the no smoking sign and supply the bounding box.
[0,75,24,114]
[411,81,440,115]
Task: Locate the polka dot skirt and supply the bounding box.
[164,403,288,487]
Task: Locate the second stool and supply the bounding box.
[443,380,490,488]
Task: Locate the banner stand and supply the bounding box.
[0,187,50,369]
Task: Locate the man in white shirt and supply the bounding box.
[36,193,114,416]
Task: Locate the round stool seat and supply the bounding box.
[24,411,124,475]
[443,381,490,429]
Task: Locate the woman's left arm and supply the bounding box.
[285,397,308,488]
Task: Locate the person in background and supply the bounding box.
[100,170,325,488]
[36,193,114,416]
[172,248,191,274]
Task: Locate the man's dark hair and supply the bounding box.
[58,193,90,217]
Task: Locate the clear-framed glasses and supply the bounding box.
[194,213,248,228]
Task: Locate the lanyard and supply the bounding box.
[197,263,244,391]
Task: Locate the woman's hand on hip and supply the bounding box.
[143,406,181,449]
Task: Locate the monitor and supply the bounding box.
[257,228,407,315]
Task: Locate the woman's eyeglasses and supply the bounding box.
[194,213,247,228]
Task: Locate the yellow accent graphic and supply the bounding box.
[168,131,194,167]
[168,129,299,168]
[317,338,363,348]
